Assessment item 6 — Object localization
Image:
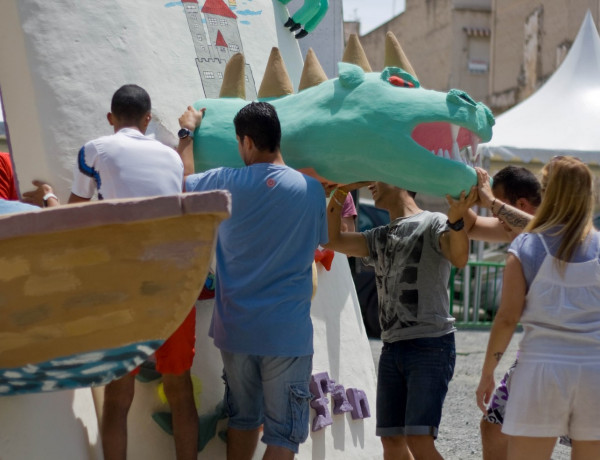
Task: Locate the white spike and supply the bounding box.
[469,145,477,162]
[470,133,481,159]
[451,124,460,143]
[437,149,444,158]
[452,141,461,161]
[459,147,469,164]
[444,150,451,160]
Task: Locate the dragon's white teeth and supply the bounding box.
[451,124,460,143]
[469,145,477,162]
[451,141,461,162]
[459,147,469,164]
[443,149,451,160]
[470,133,480,159]
[437,148,444,158]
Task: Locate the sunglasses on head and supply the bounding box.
[551,155,582,162]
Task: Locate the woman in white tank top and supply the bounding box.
[476,156,600,460]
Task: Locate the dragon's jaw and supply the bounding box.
[411,122,481,165]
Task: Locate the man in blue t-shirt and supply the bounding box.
[178,102,327,459]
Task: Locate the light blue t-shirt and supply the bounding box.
[509,228,600,288]
[0,199,38,215]
[186,163,327,356]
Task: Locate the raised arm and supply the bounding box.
[177,106,206,178]
[493,203,532,235]
[323,187,369,257]
[440,186,478,268]
[470,167,532,241]
[465,209,514,243]
[476,254,526,413]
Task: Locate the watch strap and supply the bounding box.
[447,217,465,231]
[178,128,194,139]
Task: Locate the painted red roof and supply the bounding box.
[201,0,237,19]
[215,30,228,47]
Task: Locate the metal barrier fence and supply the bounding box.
[449,260,505,327]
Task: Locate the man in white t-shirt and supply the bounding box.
[70,90,182,202]
[69,84,197,460]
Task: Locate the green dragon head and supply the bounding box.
[192,33,495,198]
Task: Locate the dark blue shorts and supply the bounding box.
[376,333,456,438]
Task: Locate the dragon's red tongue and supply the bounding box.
[411,122,472,152]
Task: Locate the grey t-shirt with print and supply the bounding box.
[362,211,456,343]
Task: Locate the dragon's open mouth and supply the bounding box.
[412,122,481,165]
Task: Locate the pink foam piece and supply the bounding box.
[309,371,336,399]
[310,397,332,431]
[332,384,353,415]
[346,388,371,420]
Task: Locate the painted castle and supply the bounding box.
[182,0,257,99]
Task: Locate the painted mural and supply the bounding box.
[177,0,258,98]
[0,1,382,459]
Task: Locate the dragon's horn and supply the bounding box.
[298,48,328,91]
[384,32,418,78]
[219,53,246,99]
[342,34,372,72]
[258,47,294,98]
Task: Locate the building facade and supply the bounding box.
[354,0,492,102]
[489,0,600,113]
[352,0,600,114]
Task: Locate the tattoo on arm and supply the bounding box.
[497,205,532,230]
[493,352,503,362]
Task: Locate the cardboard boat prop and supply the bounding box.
[0,191,230,395]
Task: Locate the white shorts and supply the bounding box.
[502,357,600,440]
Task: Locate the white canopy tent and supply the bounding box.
[480,10,600,164]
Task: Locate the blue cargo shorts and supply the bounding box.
[221,350,313,453]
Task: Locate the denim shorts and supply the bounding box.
[220,351,313,453]
[376,333,456,438]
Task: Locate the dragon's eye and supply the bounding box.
[380,68,420,87]
[388,76,414,88]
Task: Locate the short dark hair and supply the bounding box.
[233,102,281,152]
[111,84,151,123]
[492,165,541,207]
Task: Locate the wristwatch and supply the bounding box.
[178,128,194,139]
[447,217,465,231]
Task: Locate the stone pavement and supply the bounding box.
[369,329,571,459]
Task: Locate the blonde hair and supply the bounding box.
[525,156,594,272]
